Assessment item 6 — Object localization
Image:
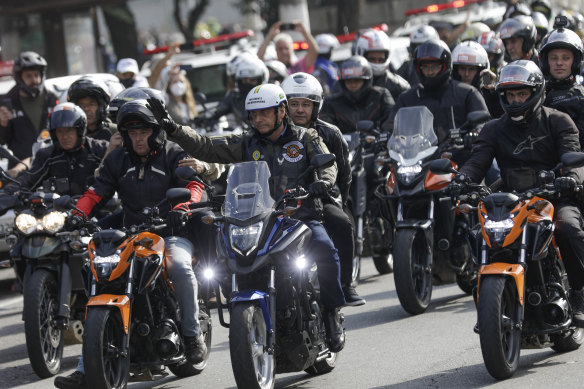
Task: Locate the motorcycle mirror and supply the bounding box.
[356,120,375,134]
[310,153,336,169]
[428,158,456,175]
[175,166,198,181]
[465,111,491,127]
[53,195,73,211]
[166,187,192,207]
[560,152,584,169]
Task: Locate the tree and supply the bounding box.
[336,0,360,35]
[173,0,210,42]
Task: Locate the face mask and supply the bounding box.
[120,78,134,88]
[170,81,187,97]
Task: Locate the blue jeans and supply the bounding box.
[305,220,346,309]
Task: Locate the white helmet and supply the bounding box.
[355,29,392,76]
[235,56,269,83]
[315,33,340,54]
[409,25,440,53]
[245,83,287,112]
[281,72,323,121]
[460,22,491,42]
[227,51,257,77]
[452,40,490,69]
[265,60,289,84]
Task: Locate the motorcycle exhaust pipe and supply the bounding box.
[153,321,180,359]
[543,298,569,326]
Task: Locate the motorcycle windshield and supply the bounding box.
[223,161,275,220]
[389,106,438,166]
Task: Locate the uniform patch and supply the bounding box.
[252,150,261,160]
[282,141,304,162]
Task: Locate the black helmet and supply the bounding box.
[13,51,47,98]
[116,99,165,156]
[49,102,87,149]
[413,39,452,89]
[499,16,537,56]
[67,76,111,123]
[496,60,545,122]
[339,55,373,102]
[108,87,165,122]
[539,27,584,79]
[531,0,552,21]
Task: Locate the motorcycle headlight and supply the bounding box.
[397,163,423,185]
[15,213,37,235]
[41,211,66,233]
[230,222,263,255]
[484,218,514,246]
[93,254,121,280]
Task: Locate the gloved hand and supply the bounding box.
[463,132,479,150]
[147,97,181,135]
[66,214,85,230]
[308,180,329,196]
[554,176,577,194]
[167,210,186,229]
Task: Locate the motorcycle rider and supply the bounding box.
[459,60,584,328]
[538,19,584,148]
[498,15,539,64]
[532,11,551,48]
[157,83,347,352]
[354,29,411,101]
[397,25,440,86]
[452,40,490,90]
[54,98,208,389]
[67,76,116,141]
[3,102,108,196]
[313,33,340,94]
[388,39,489,166]
[282,72,365,306]
[320,55,394,134]
[478,31,507,118]
[0,51,58,178]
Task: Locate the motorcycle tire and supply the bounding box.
[229,302,275,389]
[373,253,393,275]
[552,328,584,352]
[393,229,432,315]
[478,276,521,380]
[456,271,477,296]
[23,269,64,378]
[169,309,212,377]
[83,307,129,389]
[305,352,338,375]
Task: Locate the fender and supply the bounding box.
[478,263,525,306]
[231,290,273,334]
[86,294,131,334]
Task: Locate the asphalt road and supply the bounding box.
[1,259,584,389]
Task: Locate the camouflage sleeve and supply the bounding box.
[169,125,244,164]
[304,128,337,187]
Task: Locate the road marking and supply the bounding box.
[0,295,22,309]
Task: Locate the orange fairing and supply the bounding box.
[86,294,131,334]
[478,263,525,305]
[424,160,456,191]
[88,232,166,282]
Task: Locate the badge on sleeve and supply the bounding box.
[252,150,261,160]
[282,141,304,163]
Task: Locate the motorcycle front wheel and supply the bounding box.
[393,229,432,315]
[478,276,521,380]
[24,269,64,378]
[229,302,275,389]
[83,307,129,389]
[373,252,393,275]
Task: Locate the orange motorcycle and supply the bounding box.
[430,153,584,380]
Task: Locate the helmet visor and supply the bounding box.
[415,44,446,61]
[496,64,538,89]
[50,109,82,129]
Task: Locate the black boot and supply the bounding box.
[324,308,345,352]
[342,286,366,306]
[54,371,86,389]
[184,334,208,364]
[570,288,584,328]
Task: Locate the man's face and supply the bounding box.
[288,98,314,127]
[366,51,387,65]
[20,69,42,89]
[419,61,443,78]
[77,97,99,128]
[55,127,79,151]
[276,40,292,65]
[456,65,479,84]
[548,48,574,80]
[505,88,532,105]
[240,77,261,87]
[250,106,284,134]
[344,79,364,92]
[504,37,525,61]
[127,128,152,156]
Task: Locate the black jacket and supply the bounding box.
[460,107,584,191]
[315,119,351,203]
[544,79,584,150]
[0,85,59,167]
[372,70,411,102]
[5,137,108,196]
[320,85,394,134]
[87,119,116,141]
[211,89,248,127]
[396,59,420,86]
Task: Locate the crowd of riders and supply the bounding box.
[4,0,584,386]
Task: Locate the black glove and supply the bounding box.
[146,97,181,135]
[66,214,85,230]
[554,176,577,194]
[308,180,329,196]
[167,210,186,229]
[463,132,478,150]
